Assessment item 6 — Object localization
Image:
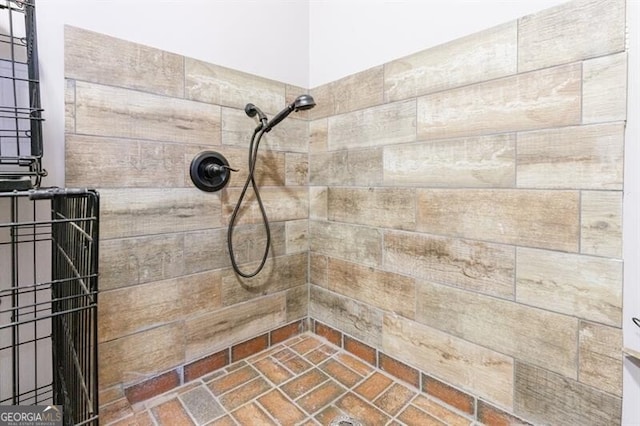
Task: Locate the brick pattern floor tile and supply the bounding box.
[374,382,416,416]
[110,410,155,426]
[335,393,390,425]
[257,389,307,424]
[397,405,448,426]
[218,376,271,411]
[291,335,324,355]
[412,395,474,426]
[252,357,294,385]
[207,365,258,396]
[230,402,277,425]
[336,352,373,376]
[205,415,236,426]
[297,380,348,415]
[304,344,339,365]
[104,332,480,426]
[281,368,329,400]
[320,358,363,388]
[273,347,313,374]
[354,372,393,401]
[151,400,195,426]
[179,386,225,424]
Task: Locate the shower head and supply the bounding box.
[292,94,316,111]
[245,103,267,123]
[263,94,316,133]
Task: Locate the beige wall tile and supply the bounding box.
[515,362,621,425]
[222,107,308,153]
[309,187,328,220]
[66,135,185,188]
[581,191,622,258]
[99,323,185,387]
[417,63,581,140]
[383,314,514,409]
[332,66,384,115]
[383,230,514,299]
[286,153,309,186]
[286,285,309,323]
[583,52,627,124]
[328,100,416,150]
[286,220,309,254]
[310,148,383,186]
[65,79,75,133]
[516,248,622,326]
[185,57,285,112]
[417,189,579,252]
[75,81,220,145]
[193,145,285,188]
[99,188,221,239]
[383,134,515,187]
[518,0,625,72]
[309,67,383,119]
[328,187,415,230]
[309,285,382,347]
[310,119,328,153]
[65,26,184,97]
[517,123,624,189]
[183,228,228,274]
[184,223,286,275]
[309,221,382,267]
[222,186,308,225]
[100,234,184,291]
[310,253,328,287]
[309,84,333,120]
[185,294,286,360]
[99,271,222,343]
[579,321,622,396]
[328,258,415,319]
[385,21,516,101]
[416,280,578,377]
[221,253,307,306]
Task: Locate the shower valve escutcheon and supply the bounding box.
[190,151,237,192]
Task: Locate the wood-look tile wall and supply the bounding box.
[66,0,626,423]
[308,0,626,424]
[65,27,308,394]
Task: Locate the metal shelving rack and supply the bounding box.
[0,0,45,190]
[0,189,100,425]
[0,1,100,425]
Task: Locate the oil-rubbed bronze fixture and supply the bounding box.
[227,95,316,278]
[189,151,237,192]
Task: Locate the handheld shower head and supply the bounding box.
[244,103,267,123]
[263,94,316,133]
[292,94,316,111]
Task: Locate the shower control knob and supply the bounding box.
[190,151,235,192]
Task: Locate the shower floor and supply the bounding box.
[103,333,476,425]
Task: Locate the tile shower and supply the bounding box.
[63,0,627,424]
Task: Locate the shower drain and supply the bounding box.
[329,415,363,426]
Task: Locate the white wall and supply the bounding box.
[35,0,573,186]
[309,0,568,87]
[35,0,310,186]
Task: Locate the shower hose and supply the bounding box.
[227,126,271,278]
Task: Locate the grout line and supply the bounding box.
[176,397,199,425]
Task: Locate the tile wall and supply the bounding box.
[64,25,310,410]
[64,0,628,424]
[308,0,627,423]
